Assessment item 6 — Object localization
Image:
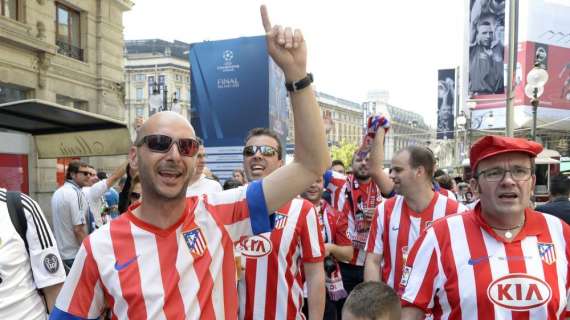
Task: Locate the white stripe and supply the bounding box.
[369,202,385,255]
[433,194,448,219]
[176,225,201,319]
[90,226,129,319]
[275,199,303,318]
[251,251,269,319]
[387,196,403,287]
[306,206,322,258]
[130,223,166,320]
[196,199,226,319]
[447,214,478,320]
[88,281,105,318]
[400,228,436,304]
[521,236,546,319]
[544,215,568,318]
[55,244,87,311]
[481,227,511,320]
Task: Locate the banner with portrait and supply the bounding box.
[468,0,506,97]
[437,69,456,139]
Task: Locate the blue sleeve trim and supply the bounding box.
[246,180,272,235]
[323,170,333,189]
[49,307,96,320]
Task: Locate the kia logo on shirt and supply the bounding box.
[487,273,552,310]
[240,235,272,258]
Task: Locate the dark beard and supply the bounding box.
[354,171,370,181]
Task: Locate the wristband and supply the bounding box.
[285,73,313,92]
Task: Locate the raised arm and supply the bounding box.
[259,5,330,212]
[368,128,395,196]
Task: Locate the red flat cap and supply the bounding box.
[470,135,543,172]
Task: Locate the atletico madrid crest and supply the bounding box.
[183,227,207,258]
[273,213,288,229]
[537,242,556,265]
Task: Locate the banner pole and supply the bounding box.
[505,0,519,137]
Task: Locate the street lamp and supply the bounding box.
[524,61,549,141]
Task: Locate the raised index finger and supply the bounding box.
[260,5,272,33]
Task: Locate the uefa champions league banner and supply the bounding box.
[190,36,288,180]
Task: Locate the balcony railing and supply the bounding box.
[56,40,84,61]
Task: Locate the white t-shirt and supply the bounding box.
[186,174,223,197]
[51,181,88,260]
[0,188,66,320]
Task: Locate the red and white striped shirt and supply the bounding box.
[237,198,325,320]
[365,193,466,289]
[318,200,351,247]
[400,205,570,319]
[324,170,381,265]
[52,182,271,320]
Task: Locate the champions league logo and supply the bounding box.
[217,49,240,72]
[222,50,234,63]
[43,253,60,274]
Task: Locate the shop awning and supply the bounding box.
[0,99,132,158]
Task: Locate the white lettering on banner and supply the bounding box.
[217,78,240,88]
[34,128,131,158]
[487,273,551,311]
[239,235,272,258]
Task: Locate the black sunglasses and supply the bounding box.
[136,134,199,157]
[78,170,94,177]
[243,145,279,157]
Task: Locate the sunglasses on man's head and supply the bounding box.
[242,145,279,157]
[136,134,199,157]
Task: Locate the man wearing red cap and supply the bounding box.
[400,135,570,320]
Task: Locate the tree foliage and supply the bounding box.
[330,140,359,169]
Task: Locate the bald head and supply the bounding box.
[135,112,195,144]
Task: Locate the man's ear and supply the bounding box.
[128,146,139,172]
[470,177,480,194]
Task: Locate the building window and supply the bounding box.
[135,106,144,117]
[1,0,18,20]
[56,3,83,60]
[134,74,145,81]
[135,88,143,101]
[176,87,181,100]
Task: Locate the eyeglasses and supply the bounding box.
[130,192,141,200]
[242,145,279,157]
[136,134,199,157]
[78,170,94,177]
[476,166,532,182]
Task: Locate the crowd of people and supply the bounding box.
[2,5,570,320]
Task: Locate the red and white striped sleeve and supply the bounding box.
[400,227,441,313]
[323,170,348,212]
[299,202,325,263]
[51,238,105,319]
[365,201,386,255]
[206,180,271,240]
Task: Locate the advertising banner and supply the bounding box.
[190,36,288,180]
[437,69,456,139]
[468,0,506,97]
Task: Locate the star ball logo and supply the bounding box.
[222,50,234,64]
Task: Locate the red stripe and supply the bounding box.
[462,214,495,319]
[101,282,117,320]
[431,218,461,319]
[193,250,215,319]
[68,238,99,317]
[210,198,249,225]
[264,225,284,319]
[381,198,397,283]
[504,240,530,319]
[536,215,562,318]
[244,258,258,320]
[110,218,147,319]
[365,204,380,253]
[392,201,411,288]
[203,200,241,319]
[285,211,304,319]
[155,231,185,319]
